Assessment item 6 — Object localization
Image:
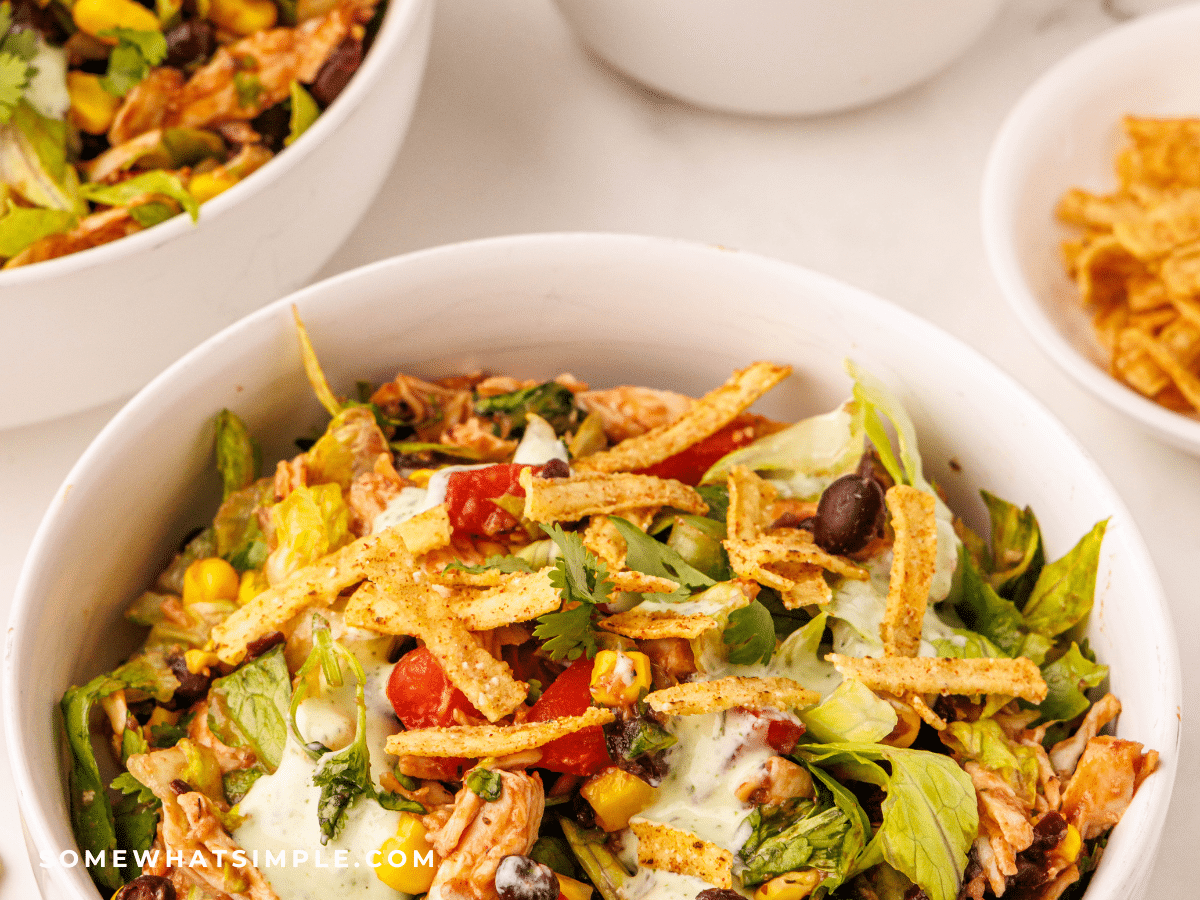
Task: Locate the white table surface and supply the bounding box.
[2,0,1197,897]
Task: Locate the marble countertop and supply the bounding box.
[2,0,1196,897]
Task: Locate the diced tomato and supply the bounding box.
[633,417,757,486]
[526,657,612,776]
[387,647,482,779]
[765,716,805,756]
[444,463,543,536]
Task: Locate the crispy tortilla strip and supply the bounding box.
[645,676,819,716]
[574,362,791,475]
[881,485,938,658]
[598,609,720,640]
[775,562,832,608]
[608,570,682,594]
[582,509,656,569]
[908,692,947,731]
[726,465,779,542]
[725,529,867,591]
[211,525,416,664]
[345,579,527,722]
[520,470,707,522]
[385,708,615,758]
[628,818,733,889]
[446,570,562,631]
[1121,327,1200,410]
[393,505,453,558]
[826,654,1048,703]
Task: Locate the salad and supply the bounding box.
[61,324,1158,900]
[0,0,382,267]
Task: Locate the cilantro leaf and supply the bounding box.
[0,4,37,124]
[607,516,715,594]
[723,598,775,665]
[98,28,167,98]
[444,555,535,575]
[533,524,612,661]
[465,767,503,802]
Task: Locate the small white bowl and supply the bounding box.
[0,0,434,431]
[4,234,1180,900]
[982,2,1200,455]
[552,0,1003,117]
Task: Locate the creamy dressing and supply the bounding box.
[232,645,406,899]
[620,867,750,900]
[511,415,569,465]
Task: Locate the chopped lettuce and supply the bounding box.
[304,406,389,490]
[799,677,897,744]
[0,201,74,257]
[978,491,1044,608]
[98,27,167,97]
[474,381,582,437]
[79,170,200,222]
[941,718,1040,808]
[207,645,292,773]
[1038,642,1108,723]
[723,599,775,665]
[286,80,319,145]
[214,408,261,500]
[265,483,351,584]
[214,478,273,571]
[1021,519,1107,638]
[0,100,85,213]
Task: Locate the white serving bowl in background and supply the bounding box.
[4,233,1179,900]
[0,0,434,431]
[982,2,1200,455]
[552,0,1003,117]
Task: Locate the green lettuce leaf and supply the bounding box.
[1037,642,1108,723]
[941,718,1039,808]
[799,677,897,744]
[798,743,977,900]
[214,477,273,572]
[98,27,167,97]
[207,645,292,773]
[0,201,75,257]
[305,406,390,490]
[266,482,351,583]
[215,408,261,500]
[286,80,319,145]
[1021,519,1107,638]
[951,545,1051,665]
[80,170,199,222]
[1,100,84,213]
[474,381,582,437]
[979,491,1044,608]
[723,598,775,665]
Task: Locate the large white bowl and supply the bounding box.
[4,234,1180,900]
[552,0,1003,117]
[0,0,434,431]
[982,2,1200,455]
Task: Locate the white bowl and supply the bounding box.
[0,0,434,431]
[552,0,1003,117]
[982,2,1200,455]
[4,233,1180,900]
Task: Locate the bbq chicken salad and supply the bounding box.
[61,321,1157,900]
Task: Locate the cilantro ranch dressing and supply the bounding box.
[621,868,750,900]
[232,648,406,899]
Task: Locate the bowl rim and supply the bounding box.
[3,232,1182,900]
[0,0,427,288]
[980,1,1200,454]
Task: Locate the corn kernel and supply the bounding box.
[182,557,240,607]
[754,869,824,900]
[184,649,221,675]
[237,569,270,606]
[189,170,240,204]
[1060,822,1082,863]
[557,873,593,900]
[73,0,160,41]
[408,468,434,488]
[67,71,120,135]
[580,767,657,832]
[374,813,439,893]
[208,0,277,37]
[589,649,651,707]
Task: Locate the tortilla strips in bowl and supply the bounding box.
[5,235,1177,900]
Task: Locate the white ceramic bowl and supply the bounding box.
[552,0,1003,117]
[982,2,1200,455]
[4,234,1179,900]
[0,0,434,431]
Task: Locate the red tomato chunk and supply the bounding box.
[387,647,482,779]
[444,463,544,536]
[526,657,612,776]
[633,417,757,486]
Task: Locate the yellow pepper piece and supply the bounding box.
[580,767,657,832]
[1060,822,1082,863]
[182,557,240,607]
[408,468,434,488]
[184,649,221,675]
[589,649,651,707]
[189,170,240,204]
[73,0,160,41]
[237,569,270,606]
[557,873,594,900]
[374,813,439,894]
[754,869,824,900]
[208,0,277,37]
[67,72,120,135]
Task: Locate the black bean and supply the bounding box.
[696,891,744,900]
[539,458,570,479]
[164,19,217,69]
[113,874,176,900]
[494,854,559,900]
[251,102,292,154]
[811,473,886,555]
[310,37,363,107]
[245,630,286,659]
[770,509,811,530]
[166,653,211,708]
[169,779,193,795]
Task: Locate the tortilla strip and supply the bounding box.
[775,562,832,608]
[446,570,562,631]
[880,485,938,658]
[628,818,733,889]
[826,654,1048,703]
[598,609,721,640]
[725,529,867,592]
[211,524,417,664]
[582,509,657,570]
[608,570,682,594]
[574,362,791,474]
[391,505,453,558]
[385,708,615,758]
[345,580,527,722]
[1121,327,1200,409]
[726,465,778,542]
[645,676,819,716]
[520,470,708,522]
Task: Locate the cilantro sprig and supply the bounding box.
[0,2,39,124]
[98,28,167,97]
[533,524,613,661]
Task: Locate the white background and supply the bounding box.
[1,0,1196,897]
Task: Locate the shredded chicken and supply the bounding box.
[442,417,519,460]
[576,386,694,441]
[1049,692,1121,778]
[736,755,815,806]
[4,207,141,268]
[965,761,1035,896]
[641,637,697,689]
[424,769,545,900]
[1060,735,1158,839]
[371,374,475,442]
[348,453,406,535]
[1033,863,1080,900]
[108,67,185,146]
